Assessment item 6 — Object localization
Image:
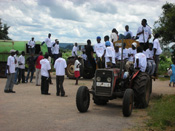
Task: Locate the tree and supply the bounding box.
[153,2,175,44]
[0,18,11,40]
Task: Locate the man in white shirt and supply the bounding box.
[104,35,114,48]
[14,50,19,84]
[40,53,51,95]
[41,33,52,56]
[137,19,151,51]
[28,37,35,54]
[18,51,26,83]
[124,25,133,39]
[94,36,106,68]
[72,43,78,56]
[54,53,67,97]
[52,39,59,64]
[146,43,156,75]
[125,42,137,71]
[134,46,147,72]
[4,49,16,93]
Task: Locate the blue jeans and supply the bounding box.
[26,68,35,82]
[14,67,19,83]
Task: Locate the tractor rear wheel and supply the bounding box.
[66,57,75,79]
[76,86,90,112]
[133,72,150,108]
[122,89,134,117]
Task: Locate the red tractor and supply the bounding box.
[75,40,152,117]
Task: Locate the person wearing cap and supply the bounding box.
[72,43,78,57]
[40,52,51,95]
[51,39,59,64]
[105,41,116,68]
[94,36,106,68]
[145,43,156,75]
[4,49,16,93]
[125,42,137,71]
[136,19,151,51]
[28,37,35,54]
[18,51,26,83]
[104,35,114,48]
[41,33,52,56]
[54,53,68,97]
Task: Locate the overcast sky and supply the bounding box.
[0,0,174,44]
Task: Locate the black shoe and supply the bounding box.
[9,90,16,93]
[4,90,9,93]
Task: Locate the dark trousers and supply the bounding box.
[87,56,96,73]
[53,54,58,65]
[56,76,65,96]
[18,68,25,83]
[26,68,35,82]
[139,42,149,51]
[47,47,52,56]
[41,76,49,94]
[96,57,105,68]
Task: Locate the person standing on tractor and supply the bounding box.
[125,42,137,71]
[52,39,59,64]
[115,46,121,67]
[145,43,156,76]
[94,36,106,68]
[41,33,52,56]
[28,37,35,54]
[136,19,151,51]
[104,35,114,48]
[153,33,162,78]
[134,46,147,72]
[72,43,78,57]
[85,39,96,73]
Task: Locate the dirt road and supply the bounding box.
[0,76,175,131]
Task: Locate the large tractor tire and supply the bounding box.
[93,96,108,105]
[66,57,75,79]
[76,86,90,113]
[122,89,134,117]
[133,72,151,108]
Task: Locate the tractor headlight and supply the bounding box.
[96,77,101,82]
[107,77,112,82]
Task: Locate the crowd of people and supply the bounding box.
[4,18,163,95]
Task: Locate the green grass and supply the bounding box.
[158,77,170,81]
[147,95,175,130]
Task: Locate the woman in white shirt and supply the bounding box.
[153,33,162,77]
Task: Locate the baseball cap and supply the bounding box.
[105,41,111,46]
[97,36,101,39]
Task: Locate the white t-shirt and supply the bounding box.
[18,55,25,69]
[14,54,19,68]
[28,40,35,48]
[146,49,154,59]
[115,51,121,60]
[72,46,78,56]
[54,58,67,76]
[45,38,52,47]
[153,39,162,55]
[137,25,151,43]
[94,43,106,57]
[7,56,16,74]
[118,48,129,60]
[110,33,118,42]
[52,44,59,54]
[128,48,137,62]
[124,31,133,37]
[134,53,147,72]
[74,60,81,71]
[40,59,51,77]
[105,47,115,64]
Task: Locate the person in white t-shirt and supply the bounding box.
[40,53,51,95]
[94,36,106,68]
[54,53,67,97]
[125,42,137,71]
[4,49,16,93]
[104,35,114,48]
[114,46,121,67]
[124,25,133,39]
[118,43,129,61]
[134,46,147,72]
[28,37,35,54]
[41,33,52,56]
[14,50,19,84]
[81,50,87,61]
[105,41,116,68]
[145,43,156,75]
[74,56,81,85]
[110,28,119,44]
[137,19,151,51]
[52,39,59,64]
[72,43,78,56]
[18,51,26,83]
[153,33,162,78]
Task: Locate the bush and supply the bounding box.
[158,55,172,75]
